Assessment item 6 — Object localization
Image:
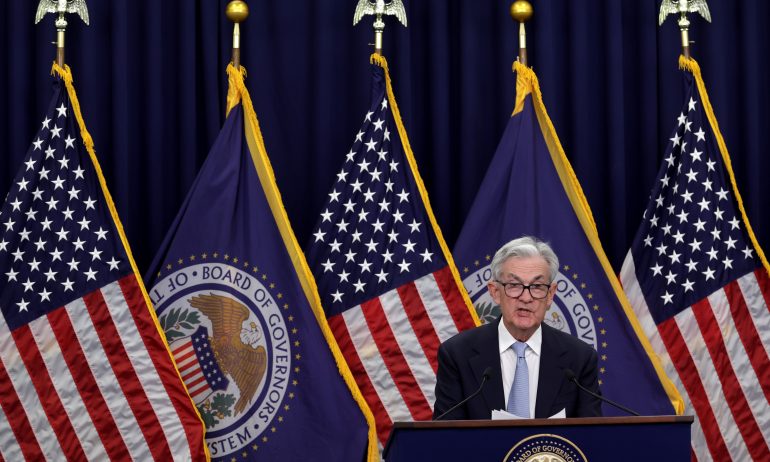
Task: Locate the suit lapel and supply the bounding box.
[535,324,567,418]
[469,321,505,413]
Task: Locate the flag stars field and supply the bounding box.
[307,59,476,443]
[1,111,124,319]
[635,98,756,309]
[309,97,434,306]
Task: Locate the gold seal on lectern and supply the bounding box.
[503,434,588,462]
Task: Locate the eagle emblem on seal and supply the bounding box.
[190,294,268,415]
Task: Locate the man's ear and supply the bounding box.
[488,281,502,305]
[545,282,557,305]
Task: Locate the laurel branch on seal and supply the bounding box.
[198,393,237,428]
[159,306,202,341]
[475,301,500,325]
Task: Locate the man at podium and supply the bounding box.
[434,236,602,420]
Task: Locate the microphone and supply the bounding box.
[434,367,493,420]
[563,368,640,416]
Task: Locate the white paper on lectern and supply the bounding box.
[549,408,566,418]
[491,410,523,420]
[491,408,566,419]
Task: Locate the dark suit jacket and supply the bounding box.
[433,319,602,420]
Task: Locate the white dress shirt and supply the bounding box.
[499,322,542,418]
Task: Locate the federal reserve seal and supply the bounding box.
[462,263,598,350]
[150,259,295,459]
[504,434,588,462]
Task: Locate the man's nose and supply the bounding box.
[518,287,534,301]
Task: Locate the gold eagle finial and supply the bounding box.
[659,0,711,26]
[35,0,89,25]
[353,0,407,27]
[353,0,408,55]
[658,0,711,59]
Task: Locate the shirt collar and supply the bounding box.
[498,319,542,357]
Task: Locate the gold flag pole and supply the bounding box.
[226,0,249,69]
[353,0,407,56]
[510,1,533,67]
[35,0,90,67]
[658,0,711,59]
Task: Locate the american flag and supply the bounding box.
[620,59,770,461]
[307,58,477,443]
[0,68,206,460]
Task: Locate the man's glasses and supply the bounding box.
[494,280,552,300]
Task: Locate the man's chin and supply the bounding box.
[503,318,539,338]
[513,311,536,324]
[513,321,536,331]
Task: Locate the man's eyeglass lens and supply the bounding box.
[496,281,550,299]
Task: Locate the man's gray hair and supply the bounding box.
[490,236,559,282]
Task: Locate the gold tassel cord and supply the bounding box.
[226,63,379,462]
[50,63,212,455]
[370,53,481,327]
[679,56,770,275]
[510,60,685,414]
[512,61,598,235]
[50,63,153,325]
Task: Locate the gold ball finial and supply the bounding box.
[226,1,249,23]
[510,1,533,23]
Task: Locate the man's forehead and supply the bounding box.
[500,256,550,278]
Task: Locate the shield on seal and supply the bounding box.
[170,325,230,404]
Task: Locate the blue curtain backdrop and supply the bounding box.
[2,0,768,275]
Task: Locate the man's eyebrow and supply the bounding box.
[502,274,548,283]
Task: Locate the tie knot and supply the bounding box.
[512,342,527,358]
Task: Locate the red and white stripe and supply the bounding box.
[328,266,475,443]
[0,274,206,461]
[0,402,22,461]
[172,338,212,399]
[621,255,770,461]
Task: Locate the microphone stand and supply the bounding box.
[564,369,640,416]
[435,367,492,420]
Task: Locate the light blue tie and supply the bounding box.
[507,342,529,418]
